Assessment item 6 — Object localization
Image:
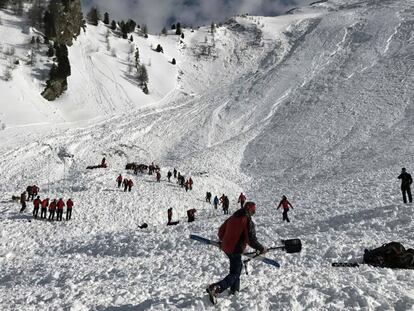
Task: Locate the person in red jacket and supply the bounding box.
[66,198,74,220]
[56,198,65,221]
[32,196,41,219]
[116,174,123,188]
[238,192,246,208]
[276,195,293,222]
[48,199,57,221]
[206,202,266,304]
[40,198,49,219]
[188,177,193,190]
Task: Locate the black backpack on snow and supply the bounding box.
[363,242,414,269]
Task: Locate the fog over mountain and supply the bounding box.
[81,0,310,32]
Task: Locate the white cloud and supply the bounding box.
[83,0,311,33]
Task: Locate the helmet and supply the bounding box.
[402,167,407,172]
[244,201,256,214]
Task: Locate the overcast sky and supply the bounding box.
[81,0,312,33]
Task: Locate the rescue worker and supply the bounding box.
[116,174,123,188]
[276,195,294,222]
[19,191,27,213]
[40,198,49,219]
[33,196,41,219]
[206,202,266,304]
[48,199,57,221]
[66,198,74,220]
[238,192,246,208]
[56,198,65,221]
[398,167,413,203]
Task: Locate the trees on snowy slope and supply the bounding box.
[86,6,100,26]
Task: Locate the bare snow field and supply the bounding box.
[1,0,414,310]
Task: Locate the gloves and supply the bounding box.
[259,247,267,255]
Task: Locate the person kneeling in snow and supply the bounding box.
[207,202,267,303]
[187,209,196,222]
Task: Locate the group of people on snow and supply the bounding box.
[116,174,134,192]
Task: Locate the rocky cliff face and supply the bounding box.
[51,0,84,46]
[42,0,83,101]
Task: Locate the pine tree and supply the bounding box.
[111,20,116,30]
[103,12,109,24]
[47,44,54,57]
[142,83,149,94]
[175,22,182,35]
[161,27,167,36]
[211,22,216,33]
[134,47,140,67]
[126,19,136,33]
[171,23,176,30]
[0,0,9,9]
[137,64,148,86]
[86,6,100,26]
[142,24,148,36]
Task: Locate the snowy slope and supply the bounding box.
[1,0,414,310]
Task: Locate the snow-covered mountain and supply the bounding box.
[1,0,414,309]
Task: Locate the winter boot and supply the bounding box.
[206,284,220,305]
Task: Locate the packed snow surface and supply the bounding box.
[1,0,414,309]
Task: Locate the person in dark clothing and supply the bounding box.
[26,186,33,201]
[33,196,41,219]
[185,180,189,192]
[123,178,129,192]
[32,185,39,198]
[187,208,196,222]
[128,179,134,192]
[173,168,177,178]
[156,171,161,182]
[40,198,49,219]
[207,202,266,304]
[167,171,172,182]
[116,174,123,188]
[206,192,212,203]
[223,196,230,215]
[213,195,219,210]
[101,157,106,167]
[277,195,293,222]
[398,167,413,203]
[180,175,185,188]
[19,191,27,213]
[188,177,193,190]
[66,198,74,220]
[48,199,57,220]
[167,208,173,224]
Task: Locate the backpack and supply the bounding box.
[363,242,414,269]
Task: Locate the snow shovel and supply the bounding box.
[245,238,302,255]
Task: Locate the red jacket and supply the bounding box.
[238,194,246,204]
[57,200,65,210]
[218,208,264,254]
[33,198,41,208]
[49,202,56,211]
[41,199,49,209]
[67,199,74,209]
[116,175,122,182]
[277,199,292,210]
[128,180,134,187]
